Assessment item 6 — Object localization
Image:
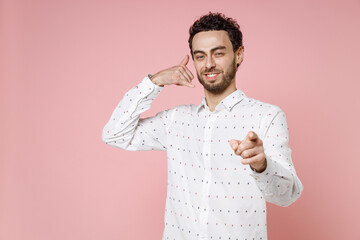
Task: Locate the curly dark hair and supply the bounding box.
[188,12,243,66]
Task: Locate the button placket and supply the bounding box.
[198,112,217,239]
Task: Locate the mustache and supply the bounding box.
[201,69,222,74]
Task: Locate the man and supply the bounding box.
[102,12,303,240]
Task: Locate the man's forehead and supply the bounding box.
[192,30,232,52]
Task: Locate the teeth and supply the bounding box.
[206,74,217,77]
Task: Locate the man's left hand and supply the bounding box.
[229,131,267,173]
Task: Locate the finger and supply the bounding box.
[184,82,195,88]
[240,148,258,159]
[241,153,263,165]
[184,66,194,80]
[177,73,187,84]
[235,140,256,155]
[179,67,191,83]
[179,55,189,66]
[245,131,258,142]
[178,74,195,88]
[228,139,240,151]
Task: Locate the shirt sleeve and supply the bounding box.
[101,75,172,151]
[250,106,304,207]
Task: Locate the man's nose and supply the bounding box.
[205,56,216,69]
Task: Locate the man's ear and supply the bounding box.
[235,46,244,65]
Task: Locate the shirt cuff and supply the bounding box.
[249,155,276,191]
[138,74,164,97]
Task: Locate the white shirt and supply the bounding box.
[102,75,303,240]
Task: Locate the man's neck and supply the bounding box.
[204,83,237,112]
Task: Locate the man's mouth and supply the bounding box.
[204,73,220,80]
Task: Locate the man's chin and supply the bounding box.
[203,83,227,93]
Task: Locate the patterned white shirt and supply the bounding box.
[102,75,303,240]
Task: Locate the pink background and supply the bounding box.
[1,0,360,239]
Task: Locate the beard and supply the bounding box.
[196,57,237,94]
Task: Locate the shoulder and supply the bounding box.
[241,95,284,115]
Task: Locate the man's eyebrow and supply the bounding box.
[193,46,227,55]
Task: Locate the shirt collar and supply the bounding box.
[196,89,247,113]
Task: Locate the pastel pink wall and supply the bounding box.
[1,0,359,239]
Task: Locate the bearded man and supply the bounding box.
[102,11,303,240]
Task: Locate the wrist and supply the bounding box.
[148,73,164,87]
[250,158,267,173]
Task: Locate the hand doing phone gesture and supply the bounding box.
[150,55,195,88]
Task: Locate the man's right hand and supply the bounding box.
[150,55,195,88]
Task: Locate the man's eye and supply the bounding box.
[196,56,204,59]
[216,52,223,56]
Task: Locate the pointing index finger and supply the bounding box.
[228,139,240,151]
[246,131,258,141]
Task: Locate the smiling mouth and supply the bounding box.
[204,73,220,80]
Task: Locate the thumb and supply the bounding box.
[179,55,189,66]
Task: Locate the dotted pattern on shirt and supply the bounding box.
[102,76,303,240]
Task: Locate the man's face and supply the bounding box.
[192,30,243,93]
